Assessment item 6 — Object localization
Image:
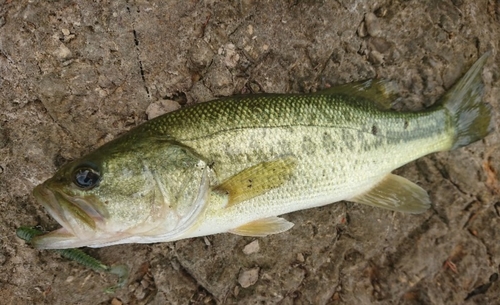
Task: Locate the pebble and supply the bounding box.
[369,37,392,54]
[146,100,181,120]
[357,21,368,38]
[238,267,259,288]
[189,82,215,103]
[189,40,215,71]
[296,253,305,263]
[364,13,381,37]
[54,43,72,60]
[242,240,260,255]
[111,298,123,305]
[374,6,388,18]
[203,59,234,96]
[203,236,211,246]
[134,284,146,300]
[222,43,240,68]
[368,50,384,65]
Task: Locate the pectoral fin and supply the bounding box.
[350,174,431,213]
[214,157,297,207]
[229,216,294,237]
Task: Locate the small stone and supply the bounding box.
[63,34,76,42]
[357,21,368,38]
[61,28,70,36]
[134,284,146,300]
[188,40,215,72]
[141,279,150,289]
[374,6,388,18]
[364,13,381,37]
[203,236,211,246]
[53,43,72,60]
[368,37,392,54]
[223,43,240,68]
[296,253,305,262]
[146,100,181,120]
[111,298,123,305]
[189,81,215,103]
[238,267,259,288]
[243,240,260,255]
[368,50,384,65]
[204,59,234,96]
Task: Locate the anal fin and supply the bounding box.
[229,216,294,237]
[350,174,431,214]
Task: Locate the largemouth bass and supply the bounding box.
[33,54,493,249]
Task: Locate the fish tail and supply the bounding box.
[441,52,493,150]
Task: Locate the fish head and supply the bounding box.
[32,137,210,249]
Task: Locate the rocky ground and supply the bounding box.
[1,1,500,304]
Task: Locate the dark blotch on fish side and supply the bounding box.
[371,125,378,135]
[404,120,409,129]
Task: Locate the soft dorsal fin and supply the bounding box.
[318,79,398,110]
[350,174,431,213]
[229,216,294,237]
[214,157,297,207]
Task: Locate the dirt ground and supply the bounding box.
[1,0,500,304]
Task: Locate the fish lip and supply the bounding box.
[33,184,71,232]
[33,183,106,237]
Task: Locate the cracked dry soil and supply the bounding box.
[1,1,500,304]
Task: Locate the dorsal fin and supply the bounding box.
[318,79,398,110]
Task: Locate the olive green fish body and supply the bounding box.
[139,94,453,238]
[32,54,492,248]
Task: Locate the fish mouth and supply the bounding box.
[32,183,108,249]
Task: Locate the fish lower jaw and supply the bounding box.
[30,225,127,249]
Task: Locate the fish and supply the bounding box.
[32,53,493,249]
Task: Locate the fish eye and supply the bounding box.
[73,167,101,189]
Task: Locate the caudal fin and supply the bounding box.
[441,53,493,150]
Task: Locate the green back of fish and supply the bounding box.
[115,94,453,197]
[140,93,449,146]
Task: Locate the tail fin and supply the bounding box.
[440,52,493,150]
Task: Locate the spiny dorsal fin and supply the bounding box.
[318,79,398,110]
[350,174,431,214]
[214,157,297,207]
[229,216,294,237]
